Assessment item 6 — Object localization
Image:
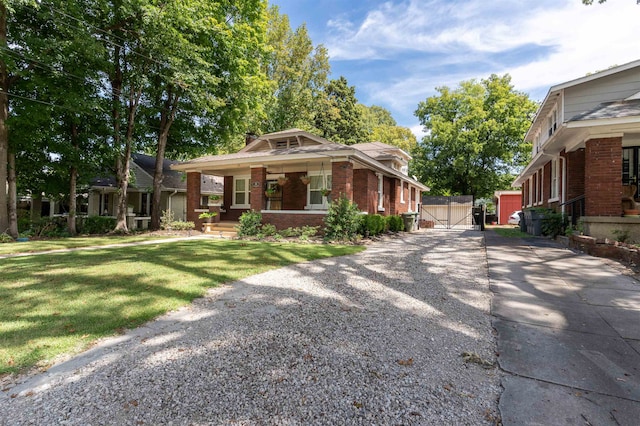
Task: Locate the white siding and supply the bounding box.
[564,67,640,120]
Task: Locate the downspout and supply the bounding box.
[168,189,178,218]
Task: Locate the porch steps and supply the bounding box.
[203,221,238,238]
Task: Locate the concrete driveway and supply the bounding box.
[486,230,640,425]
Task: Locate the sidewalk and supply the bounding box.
[485,230,640,425]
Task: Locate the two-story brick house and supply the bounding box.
[513,59,640,239]
[171,129,428,230]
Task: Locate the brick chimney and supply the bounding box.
[245,132,258,146]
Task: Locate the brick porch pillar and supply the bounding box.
[585,137,622,216]
[251,166,267,211]
[186,172,202,225]
[331,160,353,201]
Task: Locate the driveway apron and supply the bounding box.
[485,230,640,425]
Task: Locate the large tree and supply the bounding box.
[358,104,418,152]
[413,74,537,199]
[315,76,365,145]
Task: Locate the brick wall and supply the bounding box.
[353,169,378,213]
[563,149,585,203]
[250,167,267,212]
[186,172,201,224]
[331,160,354,201]
[282,172,308,210]
[262,212,326,230]
[585,137,622,216]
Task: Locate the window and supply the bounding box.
[547,109,558,137]
[550,159,558,200]
[307,173,331,209]
[200,195,209,207]
[233,176,251,208]
[538,169,543,204]
[400,181,405,204]
[141,193,151,215]
[377,173,384,211]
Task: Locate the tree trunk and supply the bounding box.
[68,165,77,235]
[7,150,18,237]
[0,3,9,234]
[150,87,179,230]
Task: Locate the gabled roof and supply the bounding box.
[351,142,412,162]
[92,153,223,193]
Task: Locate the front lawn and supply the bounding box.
[0,239,364,375]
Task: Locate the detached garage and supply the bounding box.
[494,190,522,225]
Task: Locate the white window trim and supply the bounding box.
[377,173,384,211]
[527,177,533,208]
[231,175,251,209]
[549,159,558,201]
[400,181,405,204]
[306,171,332,210]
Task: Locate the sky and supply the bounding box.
[270,0,640,139]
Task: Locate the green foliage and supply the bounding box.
[30,217,68,237]
[541,211,568,238]
[387,215,405,232]
[0,233,13,243]
[359,104,418,153]
[258,223,278,238]
[278,226,319,239]
[81,216,117,235]
[160,210,175,230]
[361,214,385,237]
[612,229,631,243]
[169,221,195,231]
[413,74,537,199]
[315,76,366,145]
[323,195,363,241]
[198,212,218,219]
[237,210,263,237]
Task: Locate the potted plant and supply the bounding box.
[320,188,331,197]
[277,176,288,185]
[198,212,218,223]
[300,175,311,185]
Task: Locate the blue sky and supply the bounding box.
[270,0,640,138]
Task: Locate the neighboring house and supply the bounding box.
[88,153,222,227]
[494,190,522,225]
[513,59,640,239]
[171,128,429,229]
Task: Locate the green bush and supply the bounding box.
[31,216,67,237]
[170,221,195,231]
[81,216,116,235]
[0,233,13,243]
[237,210,263,237]
[386,215,404,232]
[361,214,385,237]
[160,210,175,230]
[540,211,567,238]
[323,196,362,242]
[258,223,278,238]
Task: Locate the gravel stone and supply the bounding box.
[0,229,501,425]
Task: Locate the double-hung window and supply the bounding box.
[233,176,251,208]
[307,173,331,209]
[550,159,558,200]
[377,173,384,211]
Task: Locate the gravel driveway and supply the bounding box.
[1,229,500,425]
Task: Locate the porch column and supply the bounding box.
[251,166,267,211]
[331,160,353,201]
[186,172,201,223]
[585,137,622,216]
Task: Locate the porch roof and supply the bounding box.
[172,136,428,191]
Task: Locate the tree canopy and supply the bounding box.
[412,74,537,199]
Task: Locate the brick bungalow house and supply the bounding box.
[513,59,640,240]
[171,128,429,230]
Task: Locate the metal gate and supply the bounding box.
[421,195,478,230]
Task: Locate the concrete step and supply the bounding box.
[202,222,238,237]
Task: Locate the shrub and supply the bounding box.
[258,223,278,238]
[170,221,195,231]
[387,215,404,232]
[361,214,385,237]
[160,210,175,230]
[81,216,117,235]
[0,233,13,243]
[541,211,567,238]
[237,210,263,237]
[31,216,67,237]
[323,196,362,242]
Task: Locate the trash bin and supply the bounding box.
[518,211,526,232]
[525,209,545,236]
[402,212,418,232]
[472,207,485,231]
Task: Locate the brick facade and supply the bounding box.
[250,166,267,212]
[353,169,378,213]
[563,148,585,204]
[262,212,326,230]
[585,137,622,216]
[331,160,353,201]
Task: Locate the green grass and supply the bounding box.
[492,227,530,238]
[0,239,365,375]
[0,234,184,256]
